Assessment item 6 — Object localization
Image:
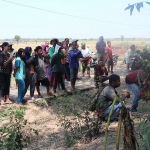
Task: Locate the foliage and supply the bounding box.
[14,35,21,44]
[54,91,103,147]
[0,107,38,150]
[135,101,150,150]
[125,1,150,15]
[104,97,138,150]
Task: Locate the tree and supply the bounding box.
[120,35,124,41]
[125,1,150,15]
[14,35,21,44]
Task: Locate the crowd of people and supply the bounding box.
[0,36,149,120]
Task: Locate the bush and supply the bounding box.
[0,107,38,150]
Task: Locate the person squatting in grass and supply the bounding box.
[94,60,109,89]
[34,46,53,98]
[0,42,14,105]
[98,74,130,121]
[14,48,26,105]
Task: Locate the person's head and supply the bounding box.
[44,56,50,64]
[72,39,78,49]
[25,47,32,56]
[130,45,136,51]
[1,42,10,53]
[45,41,49,47]
[35,46,42,57]
[64,38,69,45]
[81,43,86,49]
[107,41,111,47]
[109,74,121,88]
[69,43,72,48]
[99,36,104,42]
[18,48,25,59]
[50,38,59,47]
[98,60,104,67]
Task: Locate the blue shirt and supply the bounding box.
[69,48,83,68]
[15,57,25,80]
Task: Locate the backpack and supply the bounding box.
[88,86,112,112]
[96,41,106,54]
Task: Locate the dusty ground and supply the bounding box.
[0,60,149,150]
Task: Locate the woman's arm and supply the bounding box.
[4,56,14,67]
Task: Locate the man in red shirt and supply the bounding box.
[106,41,113,74]
[125,69,149,114]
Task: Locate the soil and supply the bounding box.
[1,60,149,150]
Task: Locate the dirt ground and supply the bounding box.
[0,60,148,150]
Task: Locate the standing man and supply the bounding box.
[80,43,91,78]
[69,40,83,91]
[106,41,113,74]
[96,36,106,62]
[126,45,137,72]
[49,38,59,61]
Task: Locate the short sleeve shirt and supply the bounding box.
[15,57,25,80]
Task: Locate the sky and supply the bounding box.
[0,0,150,39]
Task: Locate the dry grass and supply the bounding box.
[6,40,150,53]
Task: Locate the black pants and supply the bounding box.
[51,72,65,92]
[24,68,36,97]
[65,63,70,81]
[0,73,11,99]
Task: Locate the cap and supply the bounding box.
[81,42,86,46]
[71,39,78,44]
[5,41,13,45]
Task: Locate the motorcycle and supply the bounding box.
[129,51,143,71]
[112,53,118,65]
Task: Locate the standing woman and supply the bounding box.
[14,48,26,104]
[0,42,14,105]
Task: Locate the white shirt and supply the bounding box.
[81,48,91,57]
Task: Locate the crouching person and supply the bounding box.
[94,60,109,88]
[92,74,130,121]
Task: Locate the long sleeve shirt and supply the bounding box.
[69,48,83,68]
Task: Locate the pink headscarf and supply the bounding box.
[41,44,49,56]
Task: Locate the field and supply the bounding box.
[1,39,150,149]
[4,40,150,56]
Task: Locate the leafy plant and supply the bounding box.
[0,107,38,150]
[54,91,103,147]
[125,1,150,15]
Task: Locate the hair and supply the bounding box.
[18,48,25,58]
[107,41,111,44]
[1,42,9,51]
[130,44,135,50]
[65,38,69,41]
[69,43,72,47]
[44,56,49,63]
[34,46,42,52]
[109,74,120,84]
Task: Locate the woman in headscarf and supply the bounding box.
[24,47,36,100]
[0,42,14,105]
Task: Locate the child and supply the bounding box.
[106,41,113,74]
[44,56,51,82]
[94,60,109,88]
[14,48,26,105]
